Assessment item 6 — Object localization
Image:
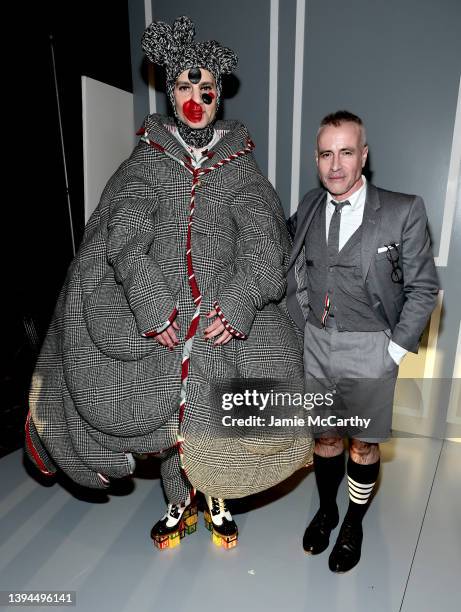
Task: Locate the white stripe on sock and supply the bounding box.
[349,493,370,505]
[348,476,375,490]
[349,490,372,499]
[348,481,374,495]
[348,476,375,505]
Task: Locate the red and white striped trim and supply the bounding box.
[140,133,255,478]
[140,132,255,177]
[213,301,247,339]
[321,294,331,327]
[194,139,255,175]
[143,307,178,338]
[25,411,56,477]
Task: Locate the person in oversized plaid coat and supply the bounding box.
[27,16,313,549]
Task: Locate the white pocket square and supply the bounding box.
[377,243,400,254]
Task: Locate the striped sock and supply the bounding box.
[344,457,380,524]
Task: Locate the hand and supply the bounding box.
[153,320,180,350]
[204,309,233,346]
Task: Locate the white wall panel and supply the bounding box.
[82,77,135,223]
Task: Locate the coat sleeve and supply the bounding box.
[213,185,289,338]
[391,196,439,352]
[106,187,177,336]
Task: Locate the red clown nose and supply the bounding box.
[183,99,203,123]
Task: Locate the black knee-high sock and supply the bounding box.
[345,457,380,525]
[313,451,345,516]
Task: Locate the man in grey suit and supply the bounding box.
[286,110,439,573]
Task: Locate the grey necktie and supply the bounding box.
[327,200,351,255]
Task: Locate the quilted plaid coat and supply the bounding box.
[27,115,313,497]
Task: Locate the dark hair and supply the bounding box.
[320,110,363,128]
[318,110,366,146]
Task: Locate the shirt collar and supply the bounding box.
[327,175,367,210]
[173,128,221,162]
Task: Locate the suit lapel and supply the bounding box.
[288,191,326,269]
[361,183,382,279]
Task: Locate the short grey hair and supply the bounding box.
[317,110,367,148]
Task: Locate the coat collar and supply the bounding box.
[139,114,253,171]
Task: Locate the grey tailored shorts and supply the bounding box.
[303,319,398,443]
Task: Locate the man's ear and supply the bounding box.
[361,145,369,167]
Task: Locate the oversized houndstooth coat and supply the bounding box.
[27,115,313,498]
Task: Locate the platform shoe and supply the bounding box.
[150,493,198,549]
[204,496,238,549]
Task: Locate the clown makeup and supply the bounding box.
[188,67,202,83]
[174,68,218,129]
[201,92,214,105]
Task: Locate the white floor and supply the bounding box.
[0,438,459,612]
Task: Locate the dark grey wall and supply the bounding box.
[300,0,460,257]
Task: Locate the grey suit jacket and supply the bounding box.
[286,183,439,353]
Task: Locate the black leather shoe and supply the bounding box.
[302,508,339,555]
[328,520,363,573]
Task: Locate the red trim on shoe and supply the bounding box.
[24,412,56,477]
[212,302,247,339]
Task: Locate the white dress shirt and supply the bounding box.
[326,176,367,251]
[326,176,407,365]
